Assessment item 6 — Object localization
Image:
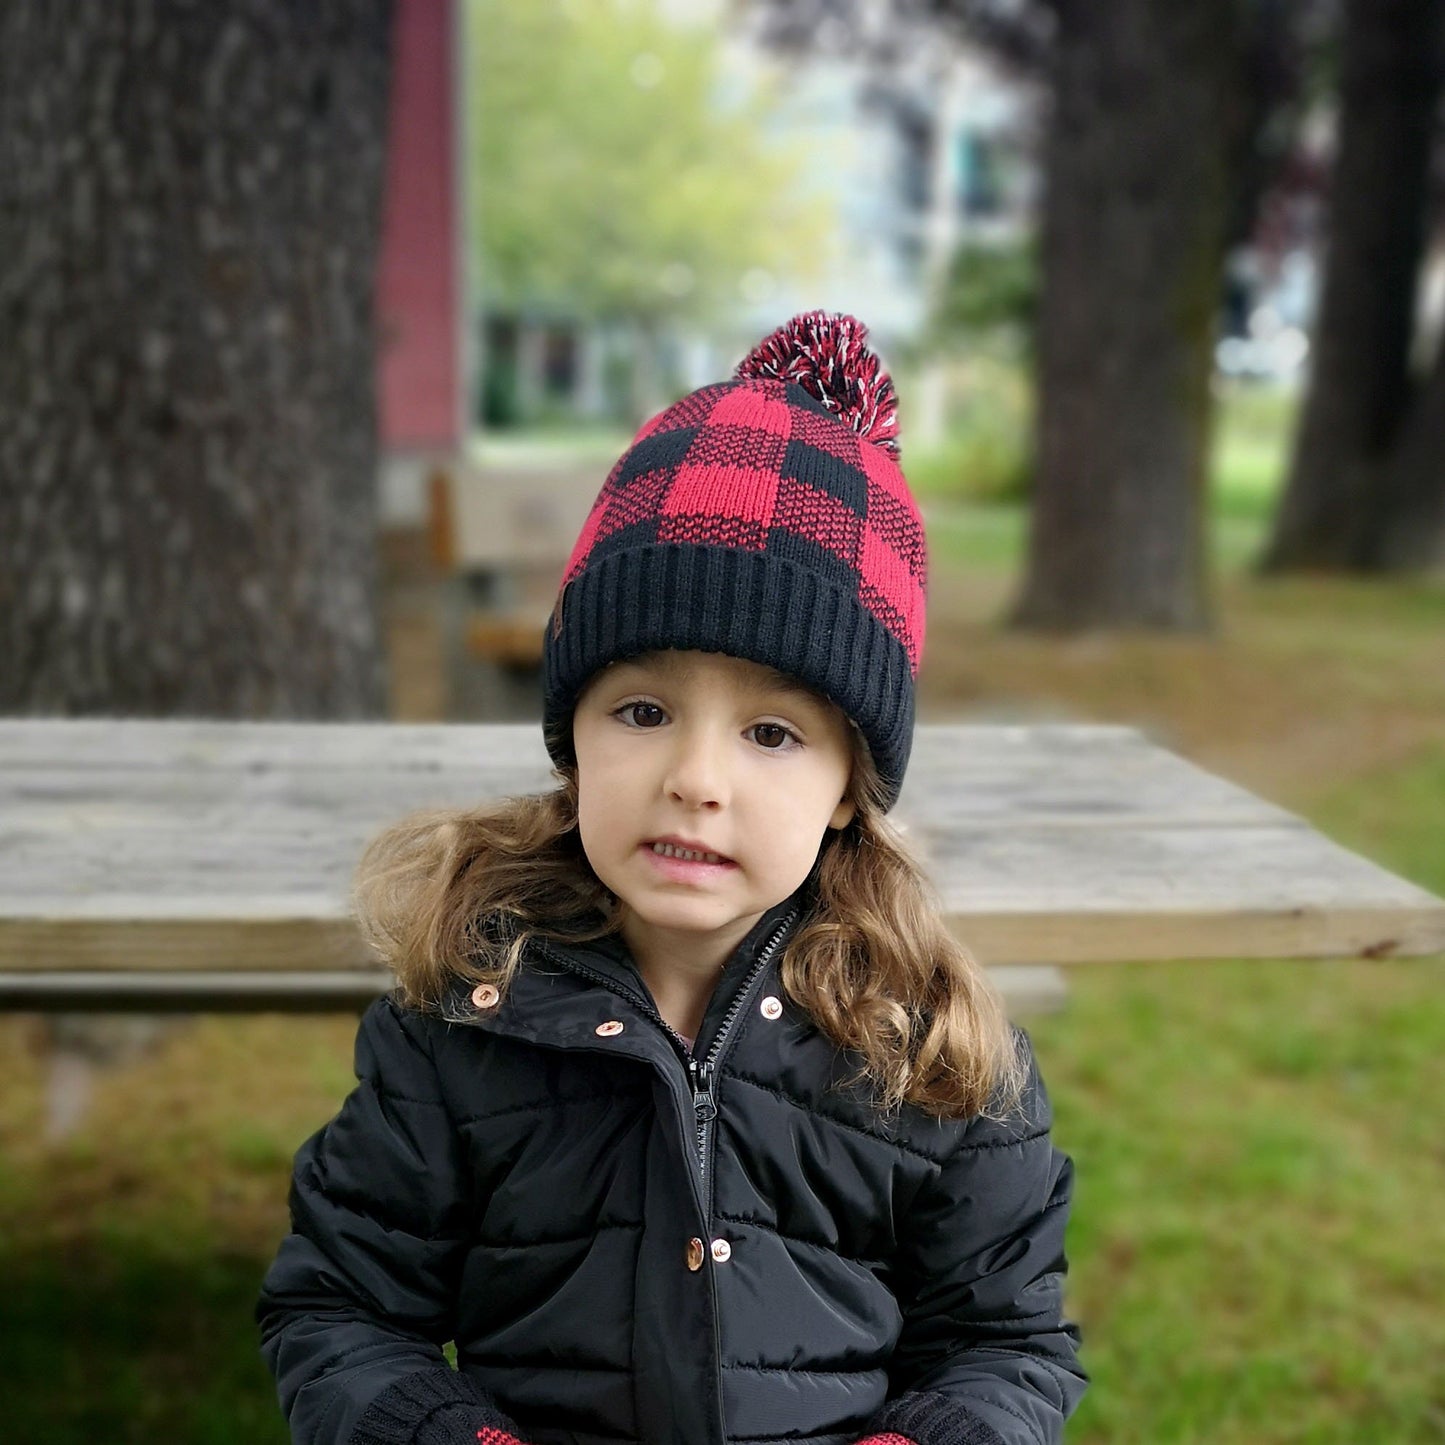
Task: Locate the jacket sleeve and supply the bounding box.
[864,1030,1086,1445]
[255,994,524,1445]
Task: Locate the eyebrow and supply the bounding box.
[761,674,832,705]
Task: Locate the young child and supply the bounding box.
[256,312,1086,1445]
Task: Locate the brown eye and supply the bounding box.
[626,702,665,728]
[752,724,792,750]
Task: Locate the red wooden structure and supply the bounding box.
[376,0,466,455]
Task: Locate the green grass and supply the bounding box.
[1310,745,1445,899]
[466,426,633,468]
[1209,382,1299,521]
[0,1243,288,1441]
[926,497,1273,579]
[923,500,1030,570]
[1032,946,1445,1445]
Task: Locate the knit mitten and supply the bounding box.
[865,1388,1009,1445]
[349,1367,530,1445]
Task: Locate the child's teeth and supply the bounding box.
[653,842,721,863]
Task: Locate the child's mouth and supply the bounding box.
[642,840,738,874]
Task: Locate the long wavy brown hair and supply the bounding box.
[352,712,1025,1121]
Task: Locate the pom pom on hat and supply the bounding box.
[735,310,901,457]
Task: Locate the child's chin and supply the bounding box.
[624,895,752,933]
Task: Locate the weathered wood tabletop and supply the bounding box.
[2,718,1442,1009]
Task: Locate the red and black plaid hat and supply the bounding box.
[542,312,926,810]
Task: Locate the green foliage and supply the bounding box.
[469,0,819,321]
[930,237,1038,347]
[908,422,1032,506]
[902,350,1033,506]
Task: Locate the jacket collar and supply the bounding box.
[439,884,813,1054]
[555,885,809,992]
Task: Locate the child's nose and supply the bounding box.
[663,728,732,808]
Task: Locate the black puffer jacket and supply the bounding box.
[256,891,1085,1445]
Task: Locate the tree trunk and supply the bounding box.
[0,0,393,715]
[1011,0,1242,631]
[1259,0,1445,573]
[1365,331,1445,569]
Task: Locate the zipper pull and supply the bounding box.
[689,1057,717,1123]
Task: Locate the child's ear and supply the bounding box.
[828,796,857,831]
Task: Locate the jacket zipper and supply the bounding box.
[692,908,798,1445]
[534,909,798,1445]
[688,908,797,1200]
[532,906,798,1189]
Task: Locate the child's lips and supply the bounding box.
[640,841,739,877]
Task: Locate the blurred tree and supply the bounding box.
[1011,0,1255,630]
[0,0,393,716]
[471,0,815,328]
[1262,0,1445,573]
[742,0,1317,630]
[1371,292,1445,570]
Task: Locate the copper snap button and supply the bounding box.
[471,983,500,1010]
[595,1020,624,1037]
[760,995,782,1019]
[710,1238,732,1264]
[686,1237,705,1271]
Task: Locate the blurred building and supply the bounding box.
[717,38,1038,354]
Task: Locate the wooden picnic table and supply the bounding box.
[2,717,1443,1013]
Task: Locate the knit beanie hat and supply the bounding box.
[541,311,927,811]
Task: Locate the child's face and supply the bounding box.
[571,649,856,964]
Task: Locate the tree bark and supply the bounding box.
[1011,0,1244,631]
[1365,328,1445,569]
[1259,0,1445,573]
[0,0,393,715]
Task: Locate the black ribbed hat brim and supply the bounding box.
[542,543,914,810]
